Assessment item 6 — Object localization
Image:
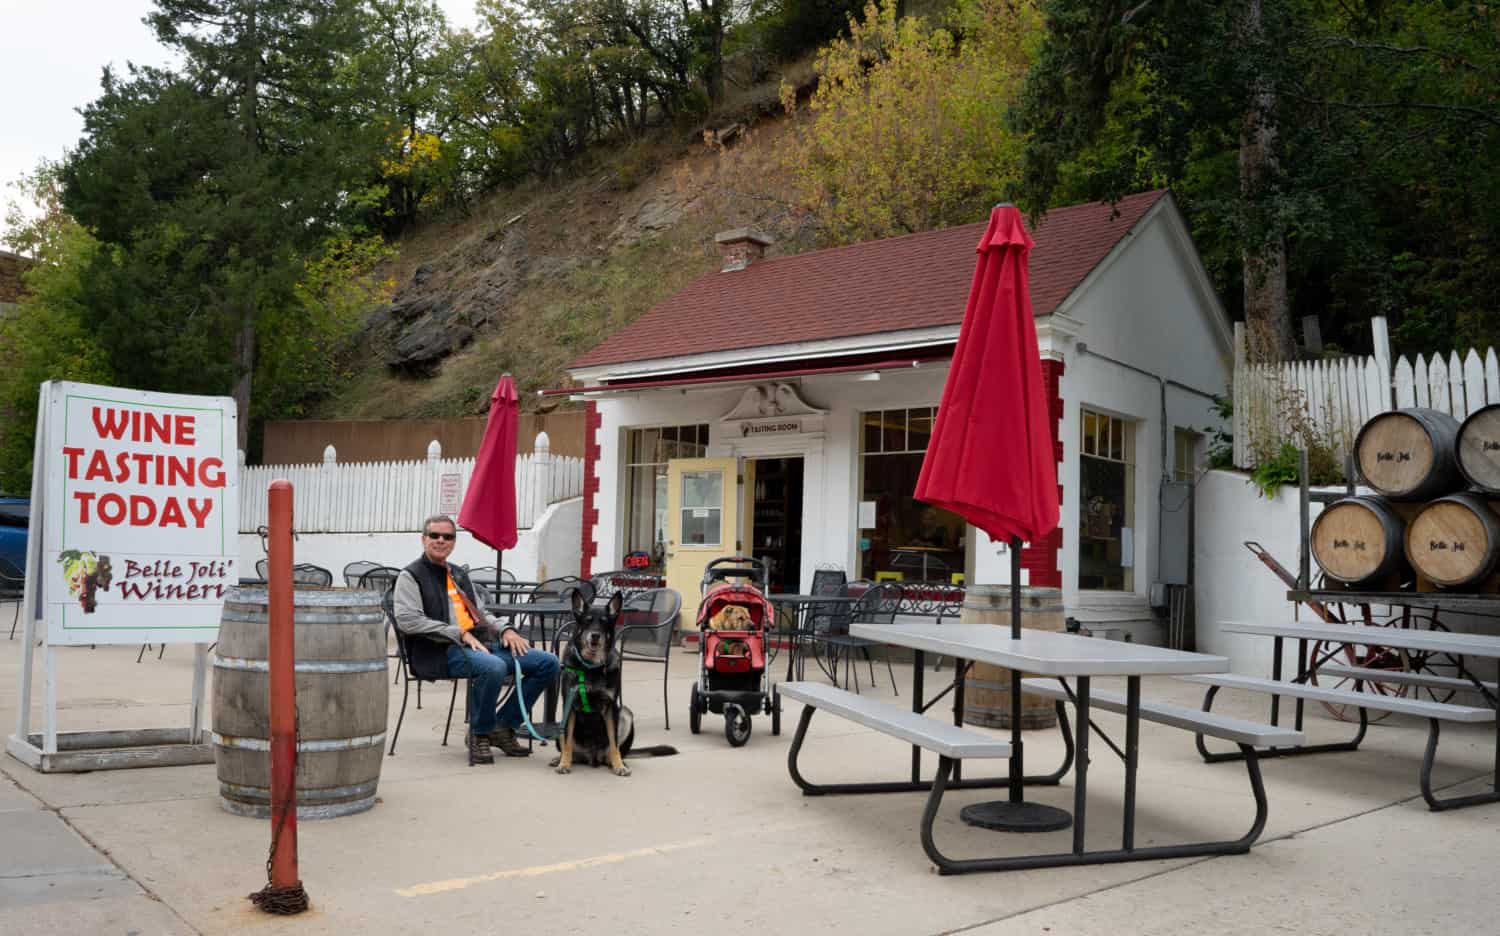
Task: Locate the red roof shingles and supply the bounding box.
[569,190,1167,371]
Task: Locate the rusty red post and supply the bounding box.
[267,479,298,891]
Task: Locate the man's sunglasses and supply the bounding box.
[425,531,456,541]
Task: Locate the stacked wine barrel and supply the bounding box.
[1310,405,1500,592]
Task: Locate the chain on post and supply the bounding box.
[249,704,309,914]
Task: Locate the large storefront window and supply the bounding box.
[1079,409,1135,591]
[622,424,709,570]
[859,407,967,583]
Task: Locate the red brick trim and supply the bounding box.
[580,402,602,579]
[1022,358,1065,588]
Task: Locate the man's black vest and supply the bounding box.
[401,556,480,679]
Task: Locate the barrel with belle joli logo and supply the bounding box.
[1457,404,1500,495]
[1310,495,1410,586]
[1355,408,1464,501]
[1404,493,1500,589]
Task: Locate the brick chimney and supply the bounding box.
[714,229,773,272]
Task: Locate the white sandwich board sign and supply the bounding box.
[8,380,237,772]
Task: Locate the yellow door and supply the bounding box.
[665,457,741,632]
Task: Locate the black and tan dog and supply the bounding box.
[552,590,632,776]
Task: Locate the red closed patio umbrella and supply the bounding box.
[913,204,1065,832]
[459,375,520,574]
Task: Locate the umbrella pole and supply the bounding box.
[1009,536,1023,803]
[958,537,1073,833]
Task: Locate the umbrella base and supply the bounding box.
[960,800,1072,833]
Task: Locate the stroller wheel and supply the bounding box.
[725,704,752,747]
[689,683,702,735]
[771,686,781,736]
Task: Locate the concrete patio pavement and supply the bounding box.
[2,626,1498,935]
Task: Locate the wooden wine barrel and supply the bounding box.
[1355,408,1464,500]
[1457,404,1500,495]
[1404,493,1500,588]
[1309,496,1409,585]
[961,586,1064,730]
[213,587,389,820]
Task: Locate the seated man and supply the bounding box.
[393,514,560,764]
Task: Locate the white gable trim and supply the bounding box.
[1053,194,1230,352]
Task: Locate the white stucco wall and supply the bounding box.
[234,497,581,582]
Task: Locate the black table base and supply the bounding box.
[959,801,1072,833]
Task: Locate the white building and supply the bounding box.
[558,190,1231,643]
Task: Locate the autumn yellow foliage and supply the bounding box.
[779,0,1040,246]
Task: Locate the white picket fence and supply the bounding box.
[237,435,584,533]
[1233,316,1500,470]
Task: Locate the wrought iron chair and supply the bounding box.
[590,569,665,603]
[522,576,594,648]
[796,568,849,680]
[814,582,901,695]
[616,588,682,729]
[343,560,382,589]
[385,583,518,757]
[2,557,23,640]
[465,565,500,603]
[292,564,334,586]
[359,567,404,684]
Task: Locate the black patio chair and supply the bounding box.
[590,570,665,603]
[814,582,900,695]
[796,568,849,680]
[616,588,682,730]
[385,585,520,758]
[255,558,268,581]
[2,557,24,640]
[522,576,594,647]
[359,566,404,683]
[343,560,382,589]
[292,563,334,586]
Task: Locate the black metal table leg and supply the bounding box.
[1270,636,1283,727]
[1072,675,1090,853]
[912,649,925,783]
[953,657,965,784]
[1123,676,1139,852]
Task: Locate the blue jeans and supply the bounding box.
[444,643,561,735]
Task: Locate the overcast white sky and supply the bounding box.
[0,0,482,246]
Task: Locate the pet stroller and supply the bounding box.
[689,556,781,746]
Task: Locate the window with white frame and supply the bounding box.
[858,406,968,583]
[1174,428,1202,482]
[622,424,709,570]
[1079,409,1135,591]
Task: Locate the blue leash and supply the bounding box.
[510,650,548,742]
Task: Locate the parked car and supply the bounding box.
[0,496,29,572]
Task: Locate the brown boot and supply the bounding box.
[466,730,494,765]
[488,723,531,757]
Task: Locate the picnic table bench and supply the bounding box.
[781,622,1299,873]
[1182,620,1500,812]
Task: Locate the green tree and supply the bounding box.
[1011,1,1500,361]
[0,167,115,493]
[779,0,1039,245]
[62,1,378,449]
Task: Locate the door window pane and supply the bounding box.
[680,470,723,546]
